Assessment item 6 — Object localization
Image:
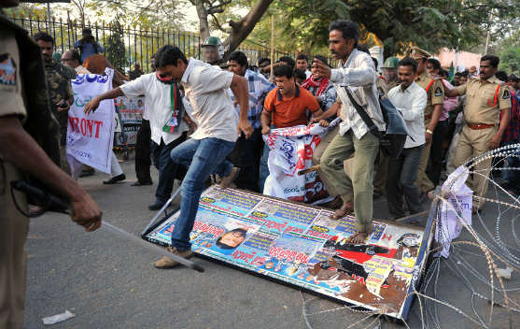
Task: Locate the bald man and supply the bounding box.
[61,50,90,74]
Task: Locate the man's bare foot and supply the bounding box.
[346,232,369,244]
[331,201,354,219]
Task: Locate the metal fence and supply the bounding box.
[7,13,290,74]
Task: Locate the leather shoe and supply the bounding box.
[148,200,166,211]
[103,174,126,184]
[131,181,153,186]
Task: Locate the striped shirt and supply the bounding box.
[229,69,275,129]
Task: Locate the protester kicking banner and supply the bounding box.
[66,68,115,174]
[263,118,339,204]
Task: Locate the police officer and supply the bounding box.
[372,56,401,198]
[445,55,511,213]
[201,36,225,67]
[0,2,102,327]
[381,56,399,89]
[408,47,444,198]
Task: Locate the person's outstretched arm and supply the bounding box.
[84,87,124,114]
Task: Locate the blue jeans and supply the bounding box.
[258,143,270,193]
[170,137,235,251]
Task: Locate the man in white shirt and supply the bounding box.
[296,54,312,79]
[151,46,252,268]
[386,58,427,219]
[313,20,385,244]
[83,50,195,210]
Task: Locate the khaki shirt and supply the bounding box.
[0,27,27,200]
[0,30,26,119]
[387,80,399,89]
[415,71,444,124]
[455,76,511,125]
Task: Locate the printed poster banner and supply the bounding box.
[144,186,434,320]
[66,70,115,173]
[263,119,339,204]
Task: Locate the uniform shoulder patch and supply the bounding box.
[0,53,17,86]
[503,88,510,99]
[434,86,443,96]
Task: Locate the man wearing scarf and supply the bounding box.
[302,55,337,116]
[82,53,196,210]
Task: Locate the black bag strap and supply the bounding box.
[344,87,381,138]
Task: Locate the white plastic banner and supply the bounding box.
[66,69,115,174]
[435,165,473,258]
[263,119,339,204]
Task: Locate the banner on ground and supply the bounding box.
[263,119,339,204]
[144,186,434,320]
[66,70,115,173]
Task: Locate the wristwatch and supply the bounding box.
[426,129,433,135]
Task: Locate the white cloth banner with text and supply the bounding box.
[263,119,339,204]
[66,70,115,174]
[435,165,473,258]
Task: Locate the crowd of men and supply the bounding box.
[2,0,520,324]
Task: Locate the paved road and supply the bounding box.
[23,159,520,328]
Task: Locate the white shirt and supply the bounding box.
[120,73,188,145]
[331,48,385,139]
[181,58,237,142]
[388,82,427,148]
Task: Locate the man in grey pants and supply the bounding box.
[313,20,385,244]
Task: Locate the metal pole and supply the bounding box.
[270,15,274,82]
[46,2,51,31]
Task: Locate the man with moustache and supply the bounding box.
[34,31,76,174]
[312,20,385,244]
[386,58,427,218]
[445,55,511,213]
[408,47,444,200]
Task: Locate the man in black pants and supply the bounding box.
[133,118,153,186]
[132,56,155,186]
[227,51,274,191]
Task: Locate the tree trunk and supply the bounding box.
[222,0,274,60]
[194,0,210,41]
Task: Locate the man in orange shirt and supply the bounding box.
[258,65,323,191]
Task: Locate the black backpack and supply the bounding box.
[345,87,409,159]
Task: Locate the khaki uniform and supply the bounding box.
[453,76,511,210]
[372,77,390,194]
[0,28,30,329]
[414,71,444,193]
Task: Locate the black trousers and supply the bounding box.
[151,132,187,203]
[426,119,448,186]
[228,128,263,192]
[135,119,152,184]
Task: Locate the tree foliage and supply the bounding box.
[105,20,127,72]
[246,0,520,58]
